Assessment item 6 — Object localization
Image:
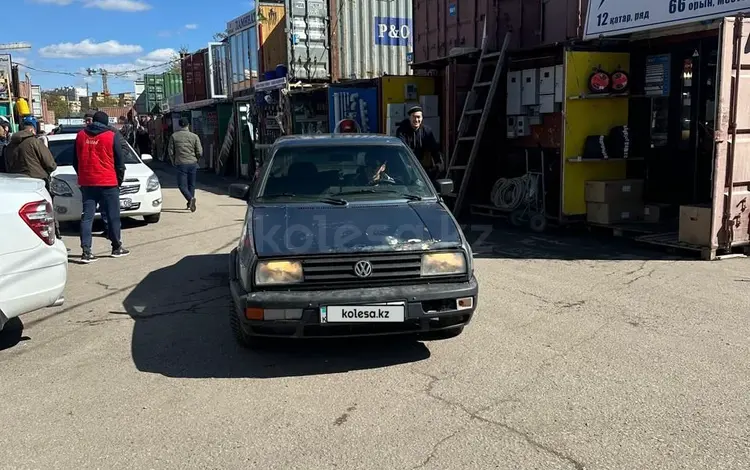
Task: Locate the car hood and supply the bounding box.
[52,162,154,181]
[251,202,463,257]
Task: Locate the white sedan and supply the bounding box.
[0,174,67,332]
[46,134,163,224]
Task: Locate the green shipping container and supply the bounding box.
[161,72,183,100]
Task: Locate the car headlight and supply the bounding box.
[146,174,161,192]
[255,260,304,285]
[421,252,467,277]
[50,177,74,197]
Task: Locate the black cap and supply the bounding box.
[93,111,109,125]
[407,105,423,115]
[178,118,189,127]
[84,110,95,119]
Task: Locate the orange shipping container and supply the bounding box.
[256,3,287,76]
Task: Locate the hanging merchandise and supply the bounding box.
[610,68,630,93]
[588,67,611,94]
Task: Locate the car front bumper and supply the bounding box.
[54,189,163,222]
[229,258,478,339]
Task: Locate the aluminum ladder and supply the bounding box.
[444,29,511,217]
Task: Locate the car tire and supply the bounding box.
[229,307,264,349]
[420,325,465,341]
[143,214,161,224]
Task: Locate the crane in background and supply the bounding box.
[0,42,31,51]
[86,68,110,96]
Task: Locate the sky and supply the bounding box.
[4,0,255,95]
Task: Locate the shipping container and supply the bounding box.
[161,72,183,100]
[257,3,287,77]
[412,0,546,64]
[182,50,209,103]
[284,0,330,81]
[329,0,412,80]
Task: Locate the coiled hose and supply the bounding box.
[490,174,538,210]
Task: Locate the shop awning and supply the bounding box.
[169,98,229,113]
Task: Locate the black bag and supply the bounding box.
[607,126,630,159]
[583,135,610,160]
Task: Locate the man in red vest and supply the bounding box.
[73,111,130,263]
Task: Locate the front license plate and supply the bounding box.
[120,198,132,210]
[321,303,405,323]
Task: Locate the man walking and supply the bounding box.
[168,117,202,212]
[4,116,61,239]
[73,111,130,263]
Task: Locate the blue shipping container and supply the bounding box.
[328,86,379,133]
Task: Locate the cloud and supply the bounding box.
[157,31,172,37]
[82,48,178,80]
[83,0,151,12]
[39,39,143,59]
[185,24,198,30]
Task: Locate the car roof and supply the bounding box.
[47,133,77,142]
[274,134,405,148]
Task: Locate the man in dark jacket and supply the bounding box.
[0,115,10,172]
[395,105,443,182]
[73,111,130,263]
[4,116,57,183]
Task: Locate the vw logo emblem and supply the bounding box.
[353,260,373,278]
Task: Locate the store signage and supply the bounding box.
[328,86,379,133]
[645,54,671,96]
[255,77,287,92]
[583,0,748,39]
[226,10,256,36]
[374,17,413,46]
[0,54,11,101]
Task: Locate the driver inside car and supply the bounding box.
[358,152,396,185]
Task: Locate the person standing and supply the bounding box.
[396,106,444,183]
[73,111,130,263]
[168,117,202,212]
[0,115,10,172]
[4,117,61,239]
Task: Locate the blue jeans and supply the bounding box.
[81,186,121,251]
[176,163,198,203]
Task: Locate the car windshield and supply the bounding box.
[48,139,141,166]
[257,144,435,201]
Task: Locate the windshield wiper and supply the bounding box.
[259,193,348,205]
[333,189,423,201]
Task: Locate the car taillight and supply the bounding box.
[19,200,55,246]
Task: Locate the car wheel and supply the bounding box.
[229,307,263,349]
[420,325,465,341]
[143,214,161,224]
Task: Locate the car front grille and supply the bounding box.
[299,252,423,288]
[120,184,140,195]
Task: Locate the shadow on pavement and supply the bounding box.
[121,253,430,379]
[0,318,29,351]
[462,221,691,261]
[151,160,239,199]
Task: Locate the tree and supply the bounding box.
[43,93,72,120]
[169,46,189,74]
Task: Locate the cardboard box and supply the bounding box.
[587,202,644,225]
[585,179,644,203]
[419,95,439,117]
[678,205,712,246]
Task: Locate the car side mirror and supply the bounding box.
[229,183,251,201]
[140,154,153,162]
[434,179,454,196]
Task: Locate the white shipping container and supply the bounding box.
[331,0,412,80]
